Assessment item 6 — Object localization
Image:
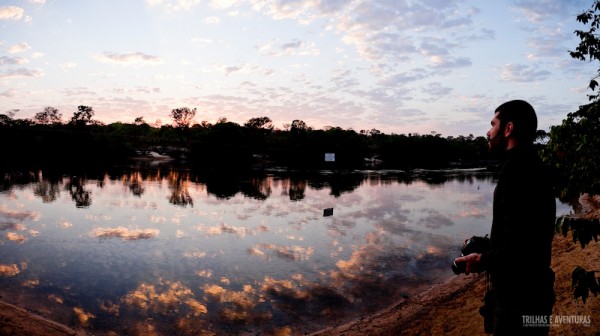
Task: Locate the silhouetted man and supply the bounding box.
[455,100,555,335]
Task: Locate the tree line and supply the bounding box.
[0,105,494,172]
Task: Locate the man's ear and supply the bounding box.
[503,121,514,137]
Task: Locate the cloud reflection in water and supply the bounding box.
[91,226,160,240]
[0,168,498,334]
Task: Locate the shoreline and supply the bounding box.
[2,196,599,336]
[312,194,600,336]
[309,272,487,336]
[0,299,83,336]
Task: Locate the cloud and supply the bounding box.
[22,279,39,288]
[60,220,73,228]
[209,0,242,9]
[501,63,551,82]
[248,244,314,261]
[0,206,40,221]
[196,223,269,237]
[1,224,26,232]
[0,6,24,20]
[95,52,162,66]
[1,89,18,98]
[330,69,360,89]
[422,82,453,102]
[123,280,207,319]
[526,32,572,59]
[257,39,320,57]
[61,87,97,96]
[0,263,20,277]
[90,226,160,240]
[223,65,242,75]
[249,0,351,25]
[511,0,582,23]
[189,37,214,45]
[378,68,429,86]
[203,283,267,322]
[146,0,202,12]
[203,16,220,24]
[146,0,163,6]
[6,232,27,244]
[424,82,453,96]
[73,307,95,325]
[252,0,321,22]
[195,269,213,278]
[430,55,472,69]
[419,210,455,230]
[0,68,44,79]
[59,62,77,69]
[29,0,46,4]
[182,250,207,259]
[8,42,31,54]
[0,56,28,65]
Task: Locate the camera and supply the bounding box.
[451,235,490,275]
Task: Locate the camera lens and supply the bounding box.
[451,260,465,275]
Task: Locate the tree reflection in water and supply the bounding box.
[122,171,145,197]
[65,176,92,208]
[32,172,61,203]
[167,171,193,207]
[1,169,408,207]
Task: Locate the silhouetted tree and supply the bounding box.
[245,116,273,131]
[0,110,18,126]
[0,114,11,126]
[290,119,309,134]
[70,105,95,126]
[170,107,196,128]
[34,106,62,125]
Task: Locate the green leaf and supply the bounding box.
[573,267,590,303]
[562,217,570,237]
[555,216,564,234]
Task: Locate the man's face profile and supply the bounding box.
[487,112,506,155]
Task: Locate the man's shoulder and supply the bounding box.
[499,148,548,180]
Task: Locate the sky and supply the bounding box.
[1,0,598,137]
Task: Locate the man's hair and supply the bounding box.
[495,100,538,144]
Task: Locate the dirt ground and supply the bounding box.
[2,195,600,336]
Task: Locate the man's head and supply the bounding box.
[486,100,537,153]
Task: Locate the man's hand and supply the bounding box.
[454,253,483,275]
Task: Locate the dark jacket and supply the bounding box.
[480,144,556,307]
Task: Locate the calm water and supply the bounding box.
[0,166,572,335]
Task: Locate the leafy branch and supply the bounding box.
[556,216,600,302]
[555,216,600,248]
[572,266,600,303]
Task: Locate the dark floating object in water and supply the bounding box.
[323,208,333,217]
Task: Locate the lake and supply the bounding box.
[0,164,572,335]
